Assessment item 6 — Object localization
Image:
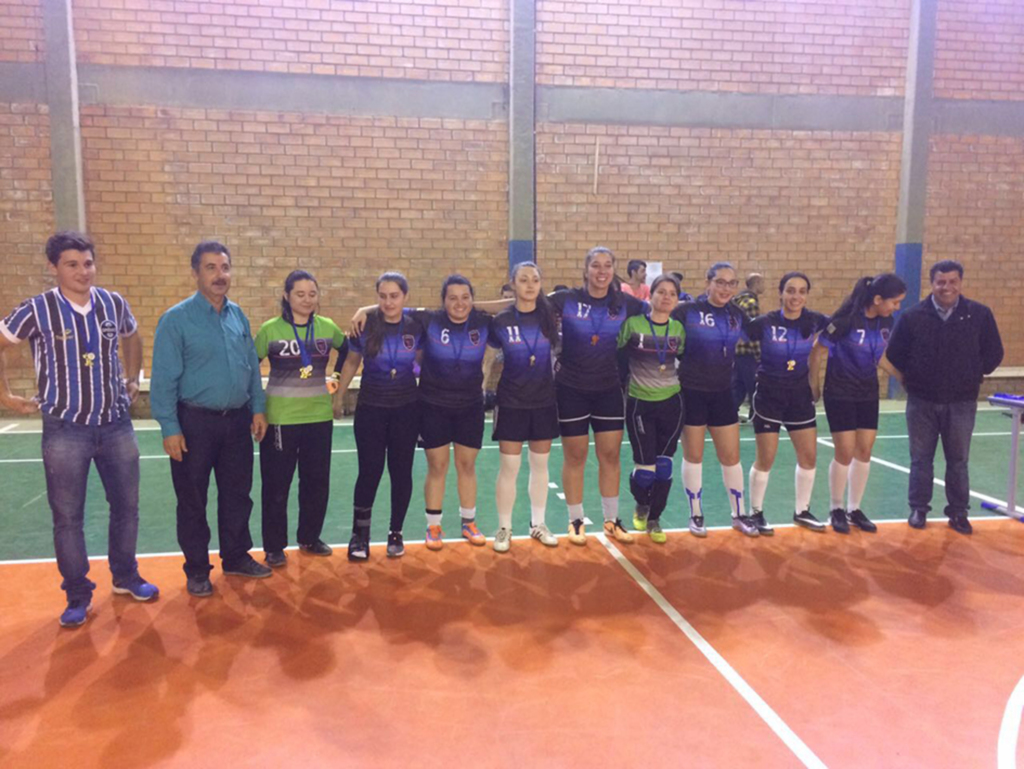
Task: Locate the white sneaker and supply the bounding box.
[529,523,558,547]
[493,527,512,553]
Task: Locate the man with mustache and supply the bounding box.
[151,241,269,596]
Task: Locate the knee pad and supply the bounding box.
[655,455,673,481]
[631,467,656,488]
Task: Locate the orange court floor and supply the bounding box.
[1,520,1023,769]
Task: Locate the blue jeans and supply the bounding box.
[41,413,141,602]
[905,396,977,517]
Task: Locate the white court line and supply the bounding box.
[20,491,45,509]
[0,423,19,433]
[597,532,828,769]
[998,675,1024,769]
[816,438,1024,516]
[0,514,1014,567]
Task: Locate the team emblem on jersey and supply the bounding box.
[315,338,329,356]
[53,328,74,341]
[402,334,416,351]
[607,308,619,320]
[880,328,890,342]
[468,329,481,345]
[100,319,117,341]
[668,338,680,352]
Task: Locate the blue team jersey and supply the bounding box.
[348,314,424,408]
[488,307,556,409]
[671,298,747,392]
[550,288,647,391]
[410,308,490,408]
[747,309,828,389]
[820,311,894,401]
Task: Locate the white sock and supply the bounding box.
[795,465,816,516]
[459,506,476,521]
[425,512,442,526]
[682,459,703,518]
[748,466,770,513]
[721,463,745,519]
[496,453,521,530]
[848,459,871,511]
[601,495,619,523]
[829,459,850,511]
[567,502,584,524]
[528,451,549,527]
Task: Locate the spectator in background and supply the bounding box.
[621,259,651,301]
[732,273,765,423]
[886,260,1003,535]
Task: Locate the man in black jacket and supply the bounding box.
[886,260,1003,534]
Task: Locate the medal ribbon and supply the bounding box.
[290,316,315,377]
[57,289,99,369]
[384,315,405,378]
[646,314,670,370]
[514,307,542,366]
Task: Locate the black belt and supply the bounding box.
[178,402,248,418]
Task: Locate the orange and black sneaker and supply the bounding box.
[425,524,444,551]
[461,520,486,546]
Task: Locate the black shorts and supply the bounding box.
[626,393,684,465]
[681,387,738,428]
[752,382,817,435]
[823,396,880,433]
[556,384,625,437]
[492,403,560,443]
[419,402,485,450]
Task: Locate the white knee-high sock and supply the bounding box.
[721,463,745,519]
[795,465,816,516]
[748,467,771,513]
[496,452,521,530]
[682,459,703,518]
[527,451,550,527]
[829,459,850,511]
[848,459,871,511]
[601,495,619,523]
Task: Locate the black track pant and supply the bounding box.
[352,401,420,532]
[260,420,333,552]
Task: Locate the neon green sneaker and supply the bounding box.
[633,505,650,532]
[648,520,667,545]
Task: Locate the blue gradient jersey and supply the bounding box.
[409,308,490,409]
[347,314,424,408]
[820,311,894,401]
[671,298,748,392]
[746,310,829,389]
[488,307,556,409]
[549,288,647,391]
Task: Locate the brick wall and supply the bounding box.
[78,105,508,370]
[73,0,508,81]
[934,0,1024,100]
[0,0,44,62]
[537,0,909,95]
[925,134,1024,367]
[537,124,902,315]
[0,102,54,399]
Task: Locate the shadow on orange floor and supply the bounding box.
[0,540,806,769]
[617,519,1024,768]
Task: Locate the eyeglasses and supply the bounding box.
[712,279,740,289]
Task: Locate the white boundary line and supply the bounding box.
[0,423,19,433]
[597,532,828,769]
[998,675,1024,769]
[0,515,1016,567]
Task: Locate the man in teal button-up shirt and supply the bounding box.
[151,241,271,595]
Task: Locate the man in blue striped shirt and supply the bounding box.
[0,231,158,628]
[151,241,269,596]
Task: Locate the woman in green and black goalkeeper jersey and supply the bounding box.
[617,274,686,543]
[254,270,347,567]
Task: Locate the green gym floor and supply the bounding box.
[1,402,1021,562]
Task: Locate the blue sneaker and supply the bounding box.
[112,576,160,602]
[59,599,91,628]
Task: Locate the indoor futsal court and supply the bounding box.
[1,404,1023,768]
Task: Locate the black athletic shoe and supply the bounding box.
[299,540,333,557]
[794,509,826,532]
[948,515,973,535]
[848,509,877,533]
[186,576,213,597]
[348,531,370,562]
[265,550,287,568]
[829,508,850,534]
[386,531,405,558]
[751,510,774,536]
[908,509,928,529]
[224,557,273,578]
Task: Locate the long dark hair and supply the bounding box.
[280,269,318,323]
[584,246,623,313]
[831,273,907,323]
[364,271,409,358]
[509,260,558,342]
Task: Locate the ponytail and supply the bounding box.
[831,273,907,323]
